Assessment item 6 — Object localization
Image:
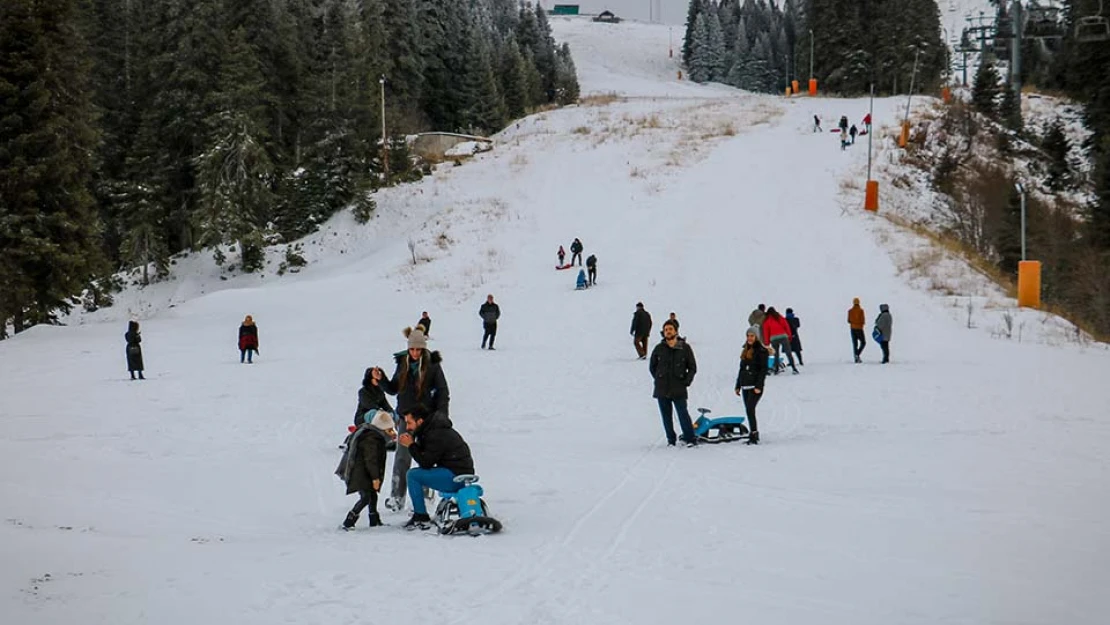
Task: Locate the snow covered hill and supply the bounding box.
[2,17,1108,625]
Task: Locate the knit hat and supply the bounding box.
[368,410,396,432]
[408,327,427,350]
[746,325,762,338]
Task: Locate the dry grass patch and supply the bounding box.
[580,92,623,107]
[572,126,591,135]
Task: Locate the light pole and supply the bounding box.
[1015,182,1027,260]
[809,29,814,79]
[864,83,879,212]
[867,84,875,181]
[669,26,673,58]
[379,75,389,181]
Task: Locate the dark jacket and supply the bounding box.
[875,305,892,341]
[586,254,596,268]
[382,350,449,419]
[417,316,431,336]
[409,414,475,476]
[785,313,802,351]
[735,342,769,391]
[630,308,652,337]
[238,323,258,350]
[479,302,500,325]
[125,325,144,371]
[354,369,394,425]
[570,239,583,253]
[338,425,390,494]
[649,337,697,399]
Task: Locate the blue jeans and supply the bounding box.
[657,397,695,444]
[407,467,461,515]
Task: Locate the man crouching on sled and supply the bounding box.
[397,405,476,530]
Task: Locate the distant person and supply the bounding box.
[238,315,259,364]
[840,128,849,150]
[586,254,597,285]
[576,268,588,290]
[762,307,798,374]
[863,113,872,133]
[849,124,858,144]
[848,297,866,363]
[125,320,144,380]
[649,319,698,447]
[734,326,769,445]
[417,311,431,337]
[785,307,803,366]
[813,115,822,132]
[839,115,849,132]
[630,302,652,360]
[668,312,679,331]
[747,304,766,330]
[570,238,584,266]
[557,245,566,266]
[874,304,893,364]
[479,294,500,349]
[336,410,396,530]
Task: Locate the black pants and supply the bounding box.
[879,340,890,363]
[482,322,497,348]
[587,266,596,285]
[742,388,763,433]
[239,348,255,363]
[851,329,866,358]
[571,251,582,266]
[350,489,378,516]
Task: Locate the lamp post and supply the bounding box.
[899,46,922,147]
[379,75,389,181]
[809,29,814,80]
[1015,182,1027,260]
[864,83,879,212]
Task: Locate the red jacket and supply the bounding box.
[763,315,793,343]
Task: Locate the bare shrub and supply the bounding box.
[572,126,591,135]
[580,92,623,107]
[407,239,417,264]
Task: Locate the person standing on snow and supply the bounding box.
[125,320,145,380]
[570,238,584,266]
[630,302,653,359]
[417,311,431,337]
[375,326,449,512]
[813,115,822,132]
[748,303,766,331]
[479,294,500,349]
[763,307,798,375]
[840,128,849,150]
[785,307,803,366]
[734,326,769,445]
[849,124,858,144]
[238,315,259,364]
[336,410,396,530]
[874,304,893,364]
[586,254,597,285]
[397,404,476,530]
[863,113,872,133]
[839,115,849,132]
[650,319,698,447]
[848,297,867,363]
[557,245,566,266]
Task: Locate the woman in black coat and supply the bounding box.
[734,326,769,444]
[125,321,144,380]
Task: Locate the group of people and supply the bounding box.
[122,314,262,379]
[848,298,893,364]
[813,113,872,150]
[558,238,597,289]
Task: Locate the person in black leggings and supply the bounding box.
[734,326,769,445]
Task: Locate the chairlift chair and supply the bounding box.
[1076,0,1110,43]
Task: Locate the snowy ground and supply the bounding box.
[3,17,1108,625]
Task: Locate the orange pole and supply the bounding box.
[864,180,879,212]
[808,78,817,96]
[1017,261,1042,308]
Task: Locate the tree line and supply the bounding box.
[0,0,579,337]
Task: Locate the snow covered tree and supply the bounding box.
[998,82,1023,132]
[689,12,713,83]
[555,42,581,105]
[1042,117,1071,191]
[500,38,530,118]
[705,10,728,81]
[972,57,1002,118]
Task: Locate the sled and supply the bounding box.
[556,263,574,270]
[433,475,503,536]
[693,408,749,444]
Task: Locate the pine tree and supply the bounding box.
[500,38,530,118]
[0,0,105,331]
[1088,136,1110,251]
[689,12,713,83]
[556,42,581,105]
[458,5,505,135]
[972,57,1002,118]
[998,81,1023,132]
[705,10,728,82]
[1042,117,1071,191]
[683,0,706,69]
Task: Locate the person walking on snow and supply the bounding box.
[125,320,145,380]
[863,113,872,133]
[839,115,849,132]
[849,124,858,144]
[813,115,822,132]
[734,326,769,445]
[375,326,450,512]
[784,307,803,366]
[417,311,431,337]
[570,238,584,266]
[586,254,597,285]
[630,302,653,359]
[397,405,476,530]
[336,410,396,529]
[874,304,893,364]
[840,128,849,150]
[557,245,566,266]
[238,315,259,364]
[763,307,798,374]
[479,294,500,349]
[650,319,698,447]
[848,297,867,363]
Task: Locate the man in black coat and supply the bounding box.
[630,302,652,359]
[570,238,584,266]
[649,319,698,446]
[397,405,475,529]
[585,254,597,285]
[417,311,431,337]
[479,294,500,349]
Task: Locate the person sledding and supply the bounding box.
[335,410,396,529]
[397,405,476,530]
[576,268,588,290]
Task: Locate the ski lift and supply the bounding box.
[1076,0,1110,43]
[1025,6,1065,39]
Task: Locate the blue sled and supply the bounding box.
[433,475,503,536]
[693,408,749,443]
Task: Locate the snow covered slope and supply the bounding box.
[2,17,1108,625]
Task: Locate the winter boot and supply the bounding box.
[366,512,383,527]
[342,511,359,530]
[792,366,799,374]
[138,372,145,380]
[403,513,432,530]
[384,496,405,512]
[746,431,760,445]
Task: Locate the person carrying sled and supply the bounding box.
[375,326,450,512]
[397,404,475,530]
[570,238,584,266]
[557,245,566,266]
[874,304,893,364]
[417,311,431,337]
[238,315,259,364]
[849,124,858,145]
[586,254,597,285]
[763,307,798,375]
[336,410,396,529]
[479,294,500,349]
[734,326,769,445]
[125,320,145,380]
[848,297,867,363]
[630,302,652,359]
[650,319,698,447]
[785,307,803,366]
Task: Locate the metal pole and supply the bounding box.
[1012,1,1023,111]
[1021,188,1027,261]
[380,76,388,180]
[868,83,875,181]
[904,47,921,122]
[809,29,814,79]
